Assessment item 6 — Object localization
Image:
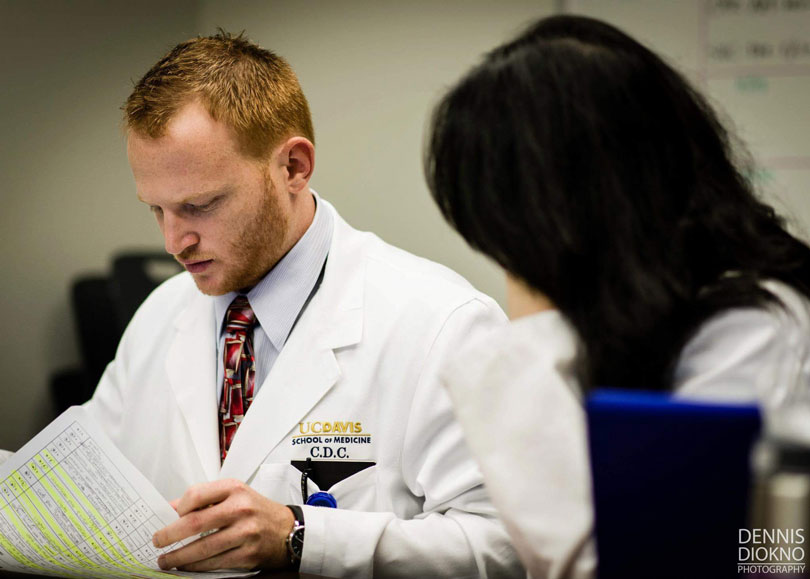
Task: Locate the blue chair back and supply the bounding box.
[587,388,761,578]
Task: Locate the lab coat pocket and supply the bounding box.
[326,464,378,511]
[253,463,305,505]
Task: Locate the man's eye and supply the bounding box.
[185,199,219,214]
[150,206,163,216]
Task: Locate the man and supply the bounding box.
[85,31,521,577]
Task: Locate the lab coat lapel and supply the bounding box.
[166,292,221,482]
[220,211,365,483]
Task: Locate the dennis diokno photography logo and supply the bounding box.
[738,528,806,574]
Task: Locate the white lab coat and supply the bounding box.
[441,279,810,579]
[84,200,523,578]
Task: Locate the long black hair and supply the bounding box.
[426,15,810,390]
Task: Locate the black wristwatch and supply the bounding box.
[286,505,305,569]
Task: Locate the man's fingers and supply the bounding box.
[174,479,245,516]
[157,526,242,571]
[153,501,234,548]
[153,480,291,570]
[154,479,249,547]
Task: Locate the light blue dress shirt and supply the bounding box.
[213,192,334,402]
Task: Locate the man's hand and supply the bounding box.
[152,478,295,571]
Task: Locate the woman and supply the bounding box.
[426,14,810,578]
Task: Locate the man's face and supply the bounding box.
[127,101,292,296]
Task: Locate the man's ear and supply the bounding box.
[279,137,315,193]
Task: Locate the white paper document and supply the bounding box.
[0,407,251,578]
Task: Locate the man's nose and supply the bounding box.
[162,213,199,256]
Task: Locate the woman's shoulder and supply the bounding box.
[674,279,810,407]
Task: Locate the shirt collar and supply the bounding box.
[214,190,334,351]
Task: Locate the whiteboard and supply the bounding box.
[565,0,810,239]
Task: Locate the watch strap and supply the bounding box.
[287,504,304,526]
[285,505,305,569]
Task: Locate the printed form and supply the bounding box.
[0,407,251,578]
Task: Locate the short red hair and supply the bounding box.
[124,30,314,159]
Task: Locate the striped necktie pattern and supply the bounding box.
[218,295,257,463]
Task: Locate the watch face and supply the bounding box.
[291,527,305,557]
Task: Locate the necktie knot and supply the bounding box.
[225,296,256,333]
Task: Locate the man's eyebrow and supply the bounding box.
[180,190,228,205]
[137,189,229,205]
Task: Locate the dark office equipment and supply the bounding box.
[50,251,182,412]
[587,388,761,579]
[109,252,182,328]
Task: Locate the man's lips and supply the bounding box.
[179,259,214,274]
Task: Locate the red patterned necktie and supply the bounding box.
[219,296,257,463]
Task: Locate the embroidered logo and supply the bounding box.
[291,420,373,459]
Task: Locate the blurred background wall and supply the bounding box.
[1,0,197,449]
[0,0,554,449]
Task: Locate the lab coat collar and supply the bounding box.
[168,200,365,483]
